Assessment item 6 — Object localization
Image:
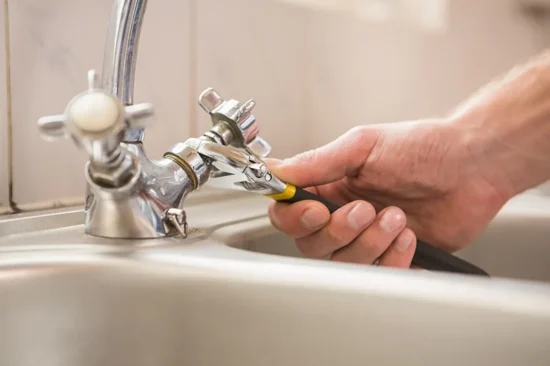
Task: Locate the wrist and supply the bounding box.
[450,93,550,200]
[447,51,550,199]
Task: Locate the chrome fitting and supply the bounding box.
[164,142,210,189]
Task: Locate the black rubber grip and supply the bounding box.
[284,186,342,212]
[279,186,489,276]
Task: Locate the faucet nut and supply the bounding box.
[87,148,137,188]
[165,142,210,188]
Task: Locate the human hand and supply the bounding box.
[266,119,512,268]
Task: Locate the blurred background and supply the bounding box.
[1,0,549,212]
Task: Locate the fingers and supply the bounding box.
[294,201,377,259]
[264,126,380,187]
[330,207,412,267]
[268,199,417,269]
[377,228,417,267]
[268,199,330,239]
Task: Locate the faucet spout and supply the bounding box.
[102,0,148,142]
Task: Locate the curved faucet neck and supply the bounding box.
[102,0,148,142]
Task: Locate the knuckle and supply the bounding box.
[293,148,320,167]
[325,221,351,245]
[358,234,385,254]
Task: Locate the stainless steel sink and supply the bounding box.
[2,188,550,366]
[242,192,550,283]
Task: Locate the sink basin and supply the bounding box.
[2,188,550,365]
[239,192,550,283]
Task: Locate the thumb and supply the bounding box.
[265,127,377,187]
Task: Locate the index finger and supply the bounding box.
[267,200,330,239]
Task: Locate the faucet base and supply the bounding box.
[84,194,183,240]
[82,146,194,239]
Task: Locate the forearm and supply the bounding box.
[450,50,550,198]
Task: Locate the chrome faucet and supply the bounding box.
[36,0,274,239]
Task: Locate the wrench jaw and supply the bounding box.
[193,140,287,196]
[233,181,283,196]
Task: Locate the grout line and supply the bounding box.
[187,0,198,138]
[3,0,17,213]
[302,8,313,152]
[0,196,85,216]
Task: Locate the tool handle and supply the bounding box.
[278,186,489,276]
[282,186,342,212]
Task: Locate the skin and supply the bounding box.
[267,50,550,269]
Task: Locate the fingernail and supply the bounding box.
[301,207,329,229]
[379,208,406,233]
[395,230,414,252]
[347,202,375,229]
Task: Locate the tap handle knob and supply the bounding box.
[37,69,154,160]
[198,88,271,158]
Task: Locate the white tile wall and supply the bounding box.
[0,0,548,209]
[305,0,541,146]
[0,1,8,208]
[9,0,112,205]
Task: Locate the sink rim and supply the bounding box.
[2,235,550,318]
[2,190,550,318]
